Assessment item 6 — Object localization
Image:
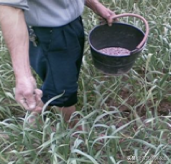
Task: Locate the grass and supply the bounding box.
[0,0,171,163]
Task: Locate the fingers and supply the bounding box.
[14,77,43,112]
[107,15,113,26]
[106,10,118,26]
[34,89,44,113]
[25,92,37,110]
[16,89,43,112]
[16,91,36,111]
[99,17,107,25]
[34,89,42,104]
[98,9,118,27]
[99,15,115,27]
[18,98,30,110]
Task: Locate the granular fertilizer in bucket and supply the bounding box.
[99,47,130,56]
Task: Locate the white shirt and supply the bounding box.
[0,0,85,27]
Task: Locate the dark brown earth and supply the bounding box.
[105,88,171,117]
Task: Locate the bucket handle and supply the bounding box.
[111,13,149,49]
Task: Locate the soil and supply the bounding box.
[99,47,130,56]
[105,88,171,117]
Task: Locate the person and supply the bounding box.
[0,0,116,126]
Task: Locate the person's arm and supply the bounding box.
[0,6,42,111]
[85,0,116,26]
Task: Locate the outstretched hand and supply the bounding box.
[15,76,43,112]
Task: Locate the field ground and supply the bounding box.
[0,0,171,164]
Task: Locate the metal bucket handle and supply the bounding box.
[111,13,149,50]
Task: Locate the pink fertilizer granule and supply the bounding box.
[99,47,130,56]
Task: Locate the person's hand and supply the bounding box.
[32,88,44,113]
[98,8,117,26]
[15,76,43,112]
[87,1,117,26]
[95,3,117,26]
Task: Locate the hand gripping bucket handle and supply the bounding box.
[111,13,149,50]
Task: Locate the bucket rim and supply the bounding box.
[88,22,145,58]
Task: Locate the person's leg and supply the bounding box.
[58,106,82,130]
[29,17,85,127]
[28,105,77,127]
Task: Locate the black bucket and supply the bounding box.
[88,13,149,75]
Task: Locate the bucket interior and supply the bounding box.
[89,22,145,52]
